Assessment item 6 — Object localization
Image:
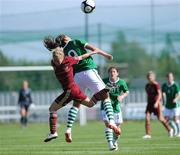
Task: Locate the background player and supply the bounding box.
[18,80,32,127]
[143,71,173,139]
[44,47,114,142]
[162,72,180,137]
[101,66,129,151]
[44,34,118,143]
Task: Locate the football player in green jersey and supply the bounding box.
[101,66,129,150]
[44,35,120,143]
[162,72,180,137]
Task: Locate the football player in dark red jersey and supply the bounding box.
[143,71,173,139]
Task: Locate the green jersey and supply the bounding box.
[101,78,129,113]
[63,39,97,73]
[162,82,180,109]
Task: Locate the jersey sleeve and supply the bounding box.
[67,56,79,66]
[120,80,129,93]
[175,83,180,94]
[75,39,88,49]
[156,83,161,90]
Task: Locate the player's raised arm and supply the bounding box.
[85,44,113,60]
[75,51,97,61]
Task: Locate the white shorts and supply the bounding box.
[101,110,123,124]
[74,69,106,94]
[164,107,180,118]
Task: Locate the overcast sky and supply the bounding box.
[0,0,180,61]
[1,0,180,15]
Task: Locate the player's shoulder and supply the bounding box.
[73,39,87,45]
[154,81,161,89]
[154,81,160,86]
[174,82,179,86]
[118,78,126,84]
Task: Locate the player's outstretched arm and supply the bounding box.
[75,51,97,61]
[85,44,113,60]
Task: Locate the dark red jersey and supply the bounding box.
[51,56,78,90]
[145,82,160,104]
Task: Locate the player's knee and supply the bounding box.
[87,100,94,107]
[145,115,150,121]
[73,102,80,108]
[164,116,169,122]
[81,98,94,107]
[93,89,109,102]
[49,101,58,112]
[158,116,164,122]
[49,106,53,112]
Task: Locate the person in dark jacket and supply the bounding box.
[18,80,32,127]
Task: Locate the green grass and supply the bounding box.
[0,121,180,155]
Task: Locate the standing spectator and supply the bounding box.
[18,80,32,127]
[162,72,180,137]
[143,71,173,139]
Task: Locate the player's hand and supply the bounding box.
[172,99,177,103]
[154,102,158,108]
[117,95,124,102]
[106,54,113,60]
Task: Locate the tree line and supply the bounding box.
[0,32,179,91]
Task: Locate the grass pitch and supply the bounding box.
[0,121,180,155]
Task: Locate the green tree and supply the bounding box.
[111,32,152,78]
[0,50,10,66]
[157,48,180,79]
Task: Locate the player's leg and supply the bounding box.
[19,104,27,127]
[75,70,116,125]
[143,111,151,139]
[44,91,70,142]
[157,106,173,137]
[113,112,123,150]
[164,108,177,136]
[65,74,88,142]
[23,105,29,127]
[64,91,104,143]
[113,124,120,150]
[101,110,116,151]
[65,102,80,143]
[83,69,120,134]
[173,108,180,137]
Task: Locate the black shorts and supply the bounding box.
[19,102,30,111]
[145,104,161,116]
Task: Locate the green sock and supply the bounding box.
[105,128,113,143]
[67,106,79,130]
[169,120,178,135]
[113,132,119,143]
[103,99,114,122]
[175,121,180,134]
